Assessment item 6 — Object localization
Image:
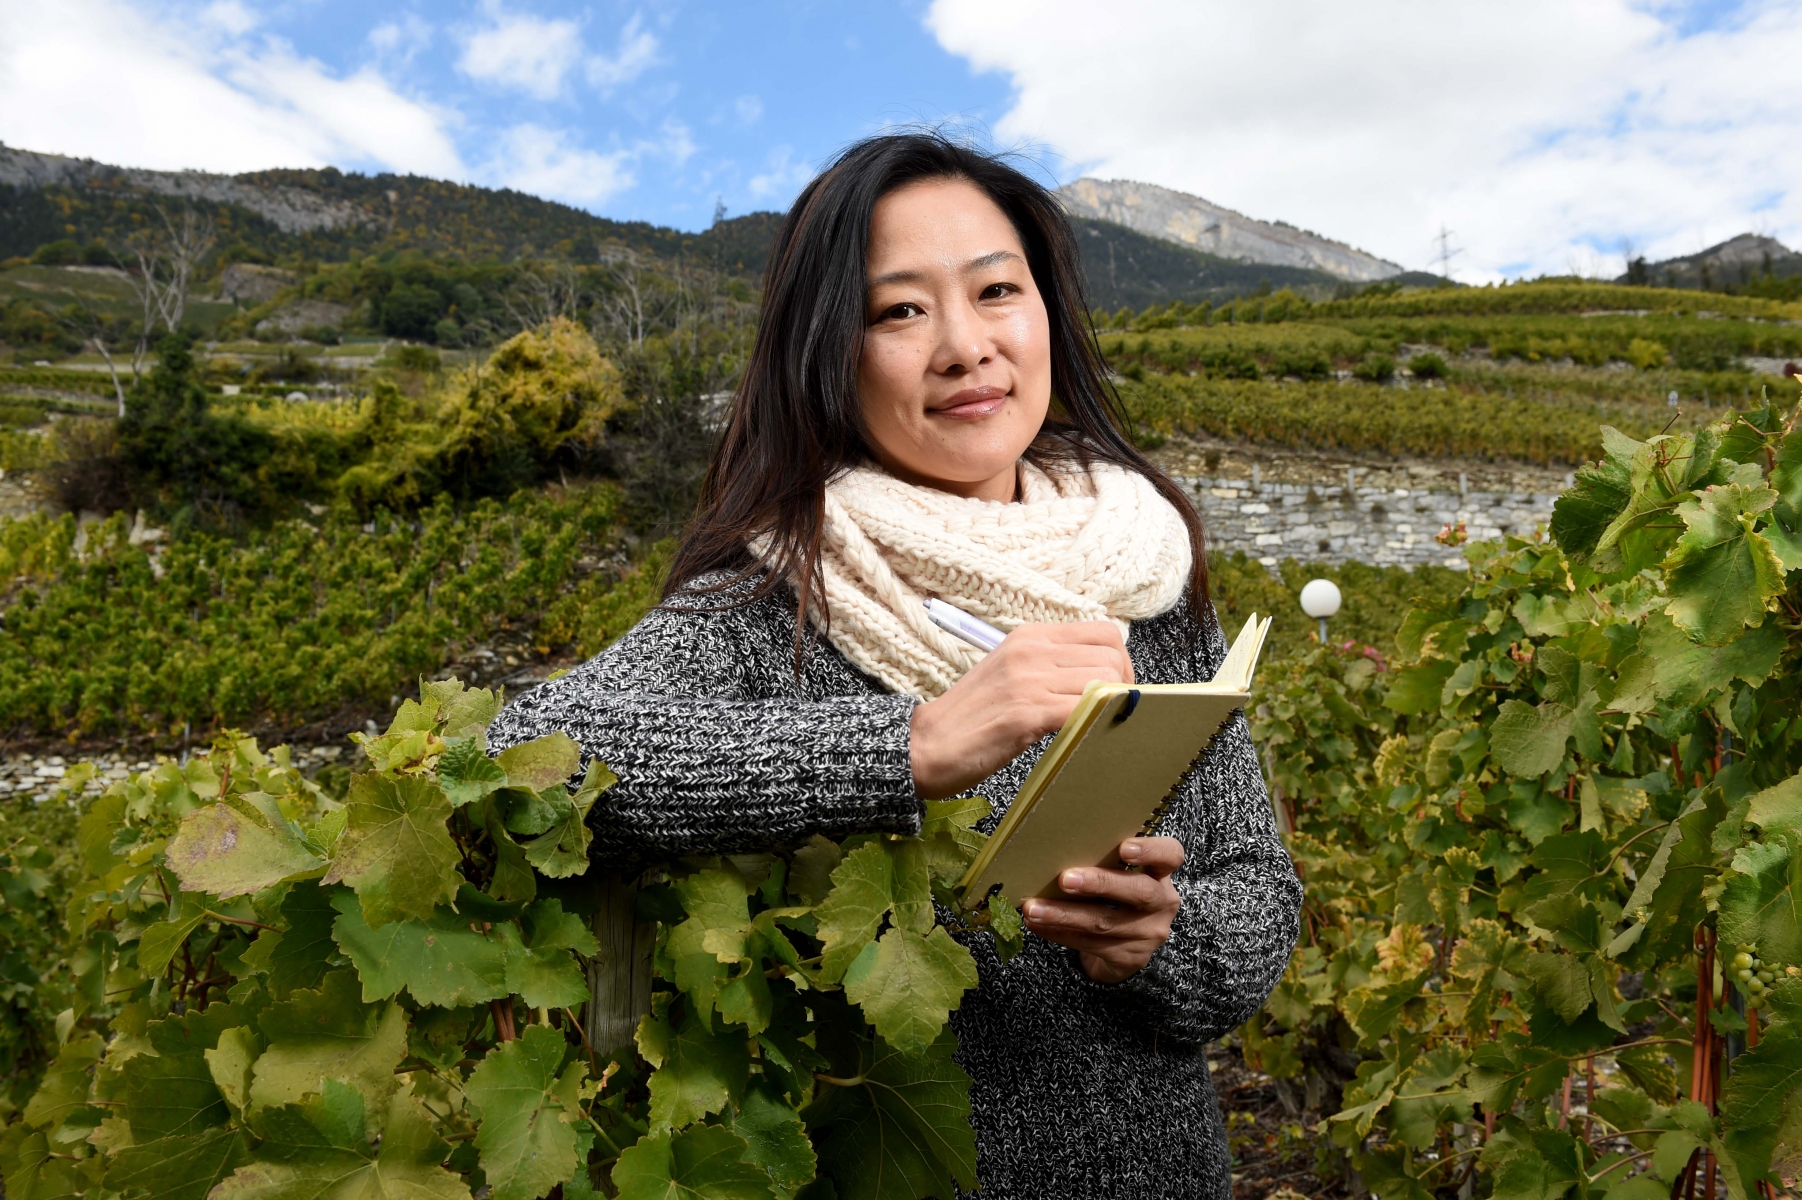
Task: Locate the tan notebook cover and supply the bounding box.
[954,614,1272,909]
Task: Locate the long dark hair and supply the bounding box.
[664,131,1211,640]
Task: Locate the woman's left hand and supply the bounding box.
[1021,836,1185,984]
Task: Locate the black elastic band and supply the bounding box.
[1113,689,1141,724]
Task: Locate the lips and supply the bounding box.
[930,386,1009,420]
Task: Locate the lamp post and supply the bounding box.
[1300,578,1342,645]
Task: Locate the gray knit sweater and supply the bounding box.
[487,572,1302,1199]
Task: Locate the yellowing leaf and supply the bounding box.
[496,732,582,791]
[166,792,325,900]
[322,774,460,928]
[250,971,408,1124]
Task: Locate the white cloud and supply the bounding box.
[201,1,258,36]
[749,145,814,200]
[0,0,464,177]
[658,118,697,166]
[926,0,1802,280]
[734,94,763,125]
[586,13,659,92]
[456,3,583,101]
[369,13,432,63]
[486,123,635,206]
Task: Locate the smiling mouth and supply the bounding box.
[931,386,1009,420]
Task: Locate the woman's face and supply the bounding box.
[858,177,1052,503]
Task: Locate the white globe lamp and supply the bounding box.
[1299,578,1342,644]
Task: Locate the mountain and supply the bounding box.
[1057,178,1405,283]
[1617,233,1802,291]
[0,143,1429,313]
[0,143,774,274]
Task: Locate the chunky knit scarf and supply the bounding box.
[790,460,1191,699]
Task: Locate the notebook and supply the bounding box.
[954,613,1273,909]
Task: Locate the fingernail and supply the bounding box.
[1061,869,1086,892]
[1119,842,1142,862]
[1023,900,1044,922]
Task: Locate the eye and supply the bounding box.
[880,302,923,321]
[979,282,1017,301]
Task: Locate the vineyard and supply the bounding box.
[2,280,1801,1198]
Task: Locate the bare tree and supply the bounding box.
[58,289,130,416]
[591,247,683,351]
[500,263,583,333]
[116,204,216,398]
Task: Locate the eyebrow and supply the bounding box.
[868,249,1024,288]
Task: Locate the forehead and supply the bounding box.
[866,177,1024,269]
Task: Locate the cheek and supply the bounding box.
[859,338,930,428]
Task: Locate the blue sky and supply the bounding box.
[266,0,1029,229]
[1,0,1798,279]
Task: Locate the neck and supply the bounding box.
[875,457,1019,503]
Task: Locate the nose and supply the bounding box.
[931,293,996,377]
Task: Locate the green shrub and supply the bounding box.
[1407,351,1447,379]
[1352,354,1395,382]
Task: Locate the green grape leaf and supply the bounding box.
[1387,1045,1471,1150]
[815,842,896,984]
[1662,483,1786,645]
[523,791,594,879]
[166,792,326,899]
[787,836,844,906]
[841,927,978,1057]
[496,732,582,791]
[3,1128,87,1200]
[432,680,504,739]
[1516,951,1593,1023]
[139,892,211,978]
[1638,612,1786,708]
[207,1026,262,1117]
[1720,979,1802,1192]
[1489,700,1574,778]
[213,1082,470,1200]
[611,1124,776,1200]
[481,797,538,904]
[250,971,408,1123]
[720,1081,817,1194]
[322,774,461,928]
[639,1003,751,1133]
[465,1025,585,1200]
[493,914,593,1010]
[22,1032,102,1130]
[242,882,341,1000]
[803,1027,976,1200]
[437,737,509,808]
[1549,426,1638,558]
[1748,773,1802,841]
[1383,659,1458,716]
[105,1127,250,1200]
[117,1048,228,1138]
[329,891,510,1007]
[986,890,1025,963]
[1718,838,1802,967]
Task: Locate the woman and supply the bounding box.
[489,132,1302,1198]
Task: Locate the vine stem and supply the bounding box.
[202,910,279,933]
[814,1073,867,1088]
[1587,1147,1655,1182]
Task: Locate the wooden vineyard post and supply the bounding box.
[587,870,655,1055]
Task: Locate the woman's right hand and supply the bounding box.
[908,621,1134,799]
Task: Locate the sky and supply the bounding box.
[0,0,1796,281]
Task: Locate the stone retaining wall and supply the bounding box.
[1177,472,1561,569]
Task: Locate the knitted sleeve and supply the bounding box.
[1085,606,1304,1045]
[486,596,924,865]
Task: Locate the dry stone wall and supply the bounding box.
[1177,471,1560,570]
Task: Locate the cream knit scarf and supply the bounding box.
[786,460,1191,699]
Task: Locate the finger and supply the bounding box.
[1118,837,1185,879]
[1023,896,1169,941]
[1056,866,1174,911]
[1035,621,1128,649]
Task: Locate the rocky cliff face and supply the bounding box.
[1057,178,1403,284]
[0,144,373,236]
[1619,233,1801,287]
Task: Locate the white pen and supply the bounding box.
[923,598,1007,652]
